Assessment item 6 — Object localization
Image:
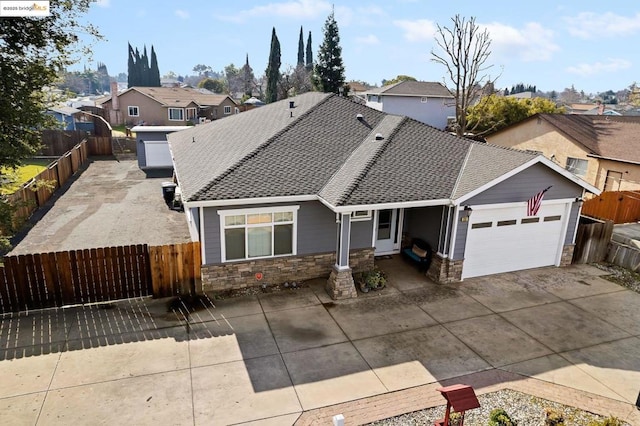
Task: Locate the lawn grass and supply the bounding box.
[1,158,52,195]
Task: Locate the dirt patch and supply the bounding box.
[593,262,640,293]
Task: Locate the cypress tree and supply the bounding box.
[127,43,136,88]
[265,27,281,103]
[141,46,150,86]
[241,54,255,97]
[149,45,161,87]
[305,31,313,71]
[314,10,345,93]
[297,26,304,67]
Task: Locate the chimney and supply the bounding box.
[110,81,119,111]
[597,101,605,115]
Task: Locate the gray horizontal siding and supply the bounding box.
[351,219,374,249]
[203,200,348,265]
[466,163,582,205]
[565,202,580,245]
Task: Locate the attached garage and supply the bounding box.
[132,125,189,170]
[461,202,570,279]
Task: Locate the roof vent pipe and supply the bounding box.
[289,101,295,108]
[356,113,363,120]
[375,133,383,140]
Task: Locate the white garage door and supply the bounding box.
[461,203,569,279]
[144,140,173,168]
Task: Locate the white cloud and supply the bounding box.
[355,34,379,45]
[175,9,189,19]
[565,12,640,39]
[566,58,632,76]
[484,22,559,62]
[95,0,110,7]
[393,19,437,42]
[217,0,332,23]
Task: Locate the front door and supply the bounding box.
[375,209,400,255]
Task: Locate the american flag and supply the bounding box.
[527,186,552,216]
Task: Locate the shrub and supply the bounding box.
[587,416,624,426]
[488,408,516,426]
[545,408,565,425]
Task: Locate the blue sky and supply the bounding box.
[75,0,639,94]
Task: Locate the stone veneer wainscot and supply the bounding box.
[201,248,374,292]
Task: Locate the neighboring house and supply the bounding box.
[363,81,455,129]
[46,105,82,130]
[99,86,238,126]
[486,114,640,192]
[168,93,598,299]
[131,125,190,169]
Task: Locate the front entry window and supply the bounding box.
[377,209,392,240]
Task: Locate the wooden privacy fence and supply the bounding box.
[573,216,614,264]
[7,141,89,229]
[581,191,640,224]
[0,242,200,314]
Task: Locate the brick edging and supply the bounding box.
[293,369,640,425]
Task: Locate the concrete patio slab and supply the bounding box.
[531,274,626,300]
[39,370,194,426]
[265,305,347,353]
[191,356,301,425]
[0,352,59,398]
[353,325,490,391]
[51,328,190,389]
[445,314,553,367]
[501,301,631,352]
[235,413,301,425]
[460,274,561,312]
[502,354,626,401]
[0,392,45,425]
[325,293,437,340]
[258,288,321,313]
[205,295,263,320]
[402,285,493,323]
[376,257,435,292]
[568,290,640,335]
[561,337,640,403]
[188,313,279,367]
[282,342,387,410]
[0,309,75,349]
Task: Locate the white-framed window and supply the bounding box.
[219,206,299,262]
[224,105,232,115]
[565,157,588,177]
[420,97,428,103]
[168,108,184,121]
[351,210,372,221]
[128,106,139,117]
[186,108,197,120]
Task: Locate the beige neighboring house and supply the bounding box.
[486,114,640,192]
[99,85,238,126]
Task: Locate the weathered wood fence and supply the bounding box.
[0,242,200,314]
[582,191,640,224]
[573,216,614,264]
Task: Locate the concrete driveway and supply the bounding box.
[10,159,191,255]
[1,259,639,425]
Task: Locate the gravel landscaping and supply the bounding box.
[368,389,629,425]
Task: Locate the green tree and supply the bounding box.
[314,9,346,93]
[297,26,305,67]
[305,31,313,71]
[140,46,150,86]
[149,46,161,87]
[431,15,496,137]
[467,94,563,135]
[265,27,281,103]
[240,54,256,97]
[197,78,225,94]
[382,75,417,86]
[0,0,99,246]
[127,43,138,87]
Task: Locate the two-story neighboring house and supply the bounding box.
[363,81,455,129]
[486,114,640,192]
[99,86,238,127]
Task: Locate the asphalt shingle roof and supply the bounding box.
[169,92,561,207]
[365,81,453,98]
[537,114,640,164]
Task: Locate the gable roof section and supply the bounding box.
[103,86,235,108]
[365,81,453,98]
[171,93,598,209]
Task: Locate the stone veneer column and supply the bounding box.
[560,244,575,266]
[326,265,357,300]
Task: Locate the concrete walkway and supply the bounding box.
[1,259,639,425]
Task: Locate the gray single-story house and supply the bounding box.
[168,92,599,299]
[132,125,190,170]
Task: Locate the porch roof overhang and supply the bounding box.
[183,194,454,212]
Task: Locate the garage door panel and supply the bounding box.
[144,141,173,168]
[462,203,567,279]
